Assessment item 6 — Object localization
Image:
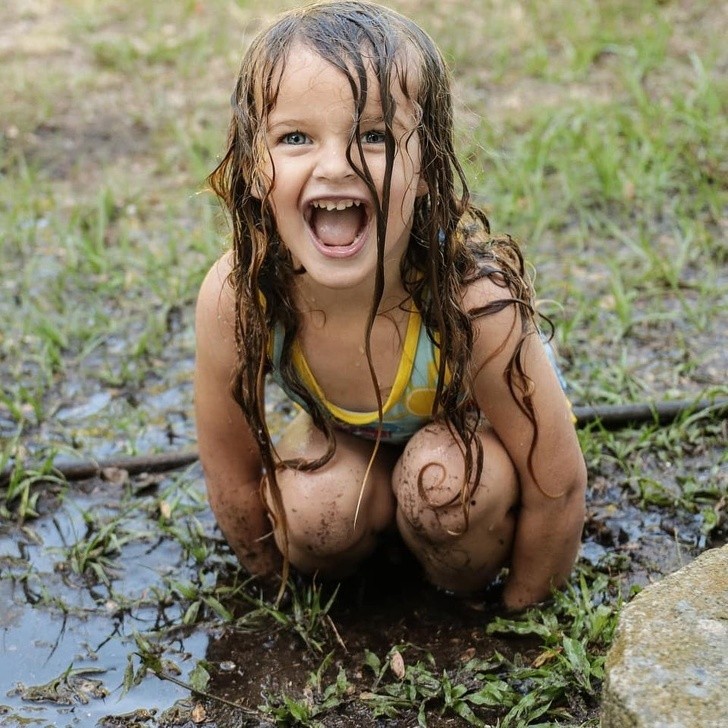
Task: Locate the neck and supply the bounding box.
[293,270,410,321]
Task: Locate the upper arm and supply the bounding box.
[465,277,586,508]
[194,254,262,486]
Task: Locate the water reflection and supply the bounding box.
[0,473,212,726]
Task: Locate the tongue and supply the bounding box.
[312,206,362,247]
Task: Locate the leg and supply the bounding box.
[264,411,398,577]
[393,420,519,593]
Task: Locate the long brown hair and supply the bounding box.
[207,1,539,584]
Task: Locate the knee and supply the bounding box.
[269,458,395,574]
[273,468,360,560]
[393,422,518,543]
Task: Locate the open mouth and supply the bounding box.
[306,198,371,256]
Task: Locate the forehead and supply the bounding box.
[265,43,418,120]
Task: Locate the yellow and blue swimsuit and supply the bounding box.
[269,308,443,444]
[269,308,570,443]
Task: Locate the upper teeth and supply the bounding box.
[311,199,361,211]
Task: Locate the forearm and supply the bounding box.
[206,476,281,576]
[502,489,585,610]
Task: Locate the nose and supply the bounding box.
[313,138,357,182]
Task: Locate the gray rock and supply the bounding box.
[601,544,728,728]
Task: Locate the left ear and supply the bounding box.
[416,175,428,197]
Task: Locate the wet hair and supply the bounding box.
[207,0,539,587]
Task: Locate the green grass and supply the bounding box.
[0,0,726,725]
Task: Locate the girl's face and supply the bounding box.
[258,44,426,296]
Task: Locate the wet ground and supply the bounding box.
[1,385,725,726]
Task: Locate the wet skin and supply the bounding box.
[195,46,587,611]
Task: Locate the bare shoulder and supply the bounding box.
[461,271,530,367]
[461,269,564,426]
[197,251,235,321]
[196,251,236,353]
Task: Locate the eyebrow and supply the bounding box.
[265,119,307,132]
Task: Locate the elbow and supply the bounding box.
[563,455,587,515]
[562,456,587,538]
[532,453,587,505]
[536,455,587,526]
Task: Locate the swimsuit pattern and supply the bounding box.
[269,307,442,443]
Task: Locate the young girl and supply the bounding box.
[194,0,586,611]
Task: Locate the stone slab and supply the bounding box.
[601,544,728,728]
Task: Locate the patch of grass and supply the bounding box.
[0,450,65,522]
[345,570,616,727]
[260,651,352,725]
[237,578,342,654]
[59,509,137,586]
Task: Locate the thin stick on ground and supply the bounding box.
[1,398,726,487]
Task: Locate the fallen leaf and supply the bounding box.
[191,703,206,723]
[390,649,405,679]
[532,647,562,668]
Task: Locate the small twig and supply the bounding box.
[1,398,726,487]
[327,614,349,654]
[153,670,259,717]
[572,397,727,428]
[0,451,199,487]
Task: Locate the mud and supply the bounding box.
[1,416,724,726]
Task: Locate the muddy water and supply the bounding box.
[0,476,208,726]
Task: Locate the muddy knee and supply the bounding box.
[266,446,396,575]
[284,473,369,557]
[393,423,518,543]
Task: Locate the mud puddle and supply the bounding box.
[1,450,722,726]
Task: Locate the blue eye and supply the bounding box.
[282,131,309,145]
[361,130,386,144]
